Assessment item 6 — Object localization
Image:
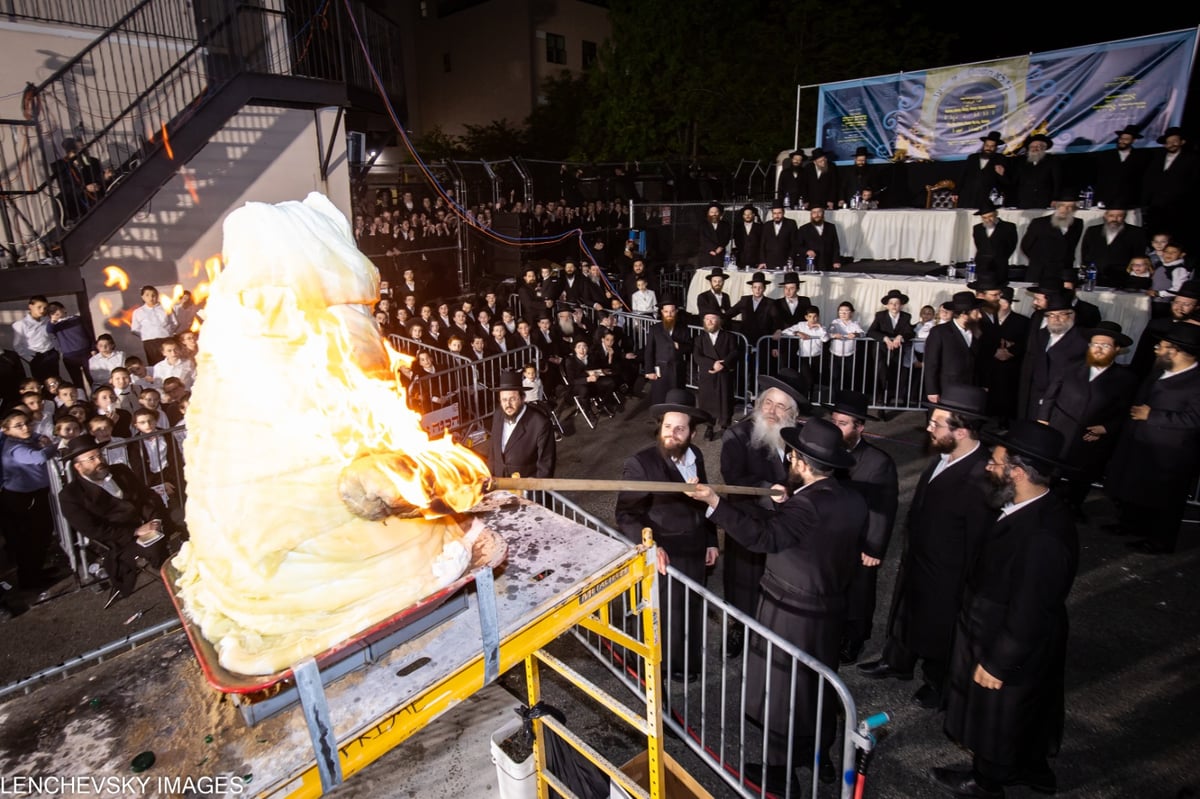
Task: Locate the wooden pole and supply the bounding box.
[488,477,782,498]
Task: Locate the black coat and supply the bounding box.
[695,289,733,319]
[693,328,739,425]
[728,294,777,345]
[487,405,556,478]
[944,492,1077,767]
[732,220,764,267]
[697,220,732,267]
[1037,363,1137,474]
[1080,223,1147,288]
[978,310,1030,419]
[1020,326,1088,419]
[1012,156,1061,209]
[804,164,839,209]
[972,221,1018,283]
[796,222,841,270]
[1094,148,1147,210]
[775,165,806,203]
[888,446,993,660]
[841,165,877,205]
[846,439,899,560]
[957,153,1006,209]
[1068,297,1101,330]
[1142,148,1198,210]
[922,322,980,397]
[759,218,798,269]
[1020,216,1082,286]
[643,321,691,403]
[772,295,812,332]
[866,311,915,343]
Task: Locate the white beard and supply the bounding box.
[749,414,786,452]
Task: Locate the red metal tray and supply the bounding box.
[162,520,507,695]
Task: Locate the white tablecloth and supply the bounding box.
[783,208,1139,266]
[686,270,1151,348]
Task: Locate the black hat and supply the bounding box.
[651,388,713,424]
[705,201,724,215]
[880,289,909,305]
[780,272,804,286]
[967,275,1007,292]
[494,370,526,393]
[771,198,786,210]
[974,200,999,215]
[999,286,1019,303]
[980,131,1004,144]
[780,418,854,470]
[1114,124,1143,139]
[942,291,985,314]
[1175,280,1200,300]
[535,308,554,321]
[658,293,679,309]
[1026,133,1054,149]
[1054,189,1079,203]
[1156,126,1185,145]
[1040,292,1074,313]
[706,268,730,281]
[854,146,870,158]
[1082,321,1132,348]
[740,203,759,217]
[982,419,1068,472]
[748,271,772,285]
[826,389,871,421]
[1162,323,1200,356]
[789,150,804,159]
[757,367,812,413]
[1025,279,1065,295]
[62,433,102,464]
[810,147,829,160]
[924,384,988,419]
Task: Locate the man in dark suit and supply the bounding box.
[841,147,877,206]
[487,371,555,479]
[804,148,839,209]
[1129,280,1200,378]
[643,297,691,404]
[859,386,994,710]
[616,390,718,679]
[957,131,1008,209]
[697,202,731,268]
[937,422,1077,799]
[774,150,806,204]
[1095,125,1147,210]
[759,200,798,269]
[57,434,171,597]
[732,205,765,268]
[796,207,842,270]
[691,419,866,788]
[1011,133,1060,209]
[867,289,915,403]
[1020,293,1088,420]
[695,268,733,319]
[1106,323,1200,554]
[1142,127,1198,251]
[971,202,1018,285]
[559,260,602,308]
[728,272,777,346]
[1020,200,1082,286]
[923,292,984,404]
[694,311,739,438]
[1080,209,1147,288]
[1036,322,1137,514]
[975,283,1028,421]
[769,273,811,376]
[828,390,899,665]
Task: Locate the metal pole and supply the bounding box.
[794,84,802,150]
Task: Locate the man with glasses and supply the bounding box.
[859,386,993,712]
[1105,324,1200,554]
[1021,294,1087,420]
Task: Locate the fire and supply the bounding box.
[103,265,130,291]
[162,122,174,161]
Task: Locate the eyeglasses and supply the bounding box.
[1088,342,1115,351]
[1043,311,1074,320]
[926,419,952,430]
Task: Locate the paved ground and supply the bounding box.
[2,397,1198,797]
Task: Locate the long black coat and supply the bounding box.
[1020,327,1088,420]
[759,219,799,269]
[796,222,841,270]
[979,310,1030,420]
[1012,156,1061,209]
[772,295,812,332]
[1094,148,1147,210]
[957,153,1006,209]
[487,405,556,479]
[697,219,732,267]
[1037,363,1137,474]
[728,295,777,345]
[732,220,765,268]
[844,439,900,644]
[695,289,732,319]
[944,492,1078,767]
[887,446,993,660]
[693,329,739,426]
[922,322,980,397]
[972,221,1018,284]
[1080,223,1147,287]
[804,165,839,208]
[643,322,691,404]
[1020,216,1083,286]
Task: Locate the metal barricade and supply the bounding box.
[685,324,753,406]
[387,334,472,369]
[408,346,541,443]
[520,490,874,799]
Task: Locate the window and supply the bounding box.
[582,40,597,69]
[546,33,566,65]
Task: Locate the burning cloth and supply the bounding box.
[173,193,488,675]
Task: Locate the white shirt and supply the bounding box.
[631,289,657,314]
[955,320,973,347]
[828,318,865,357]
[1047,331,1066,350]
[12,314,55,360]
[130,305,177,340]
[1160,361,1198,380]
[929,441,981,482]
[782,322,828,357]
[1105,225,1122,245]
[1088,365,1109,381]
[84,472,124,499]
[670,446,698,482]
[998,488,1049,519]
[88,351,127,385]
[152,357,196,388]
[500,405,526,451]
[1164,151,1179,170]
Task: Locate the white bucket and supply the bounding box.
[490,718,536,799]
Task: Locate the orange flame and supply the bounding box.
[162,123,174,161]
[181,169,199,204]
[103,265,130,291]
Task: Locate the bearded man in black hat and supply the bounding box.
[775,150,806,204]
[972,280,1026,421]
[859,386,993,711]
[759,200,799,269]
[1142,127,1197,251]
[957,131,1008,210]
[691,418,866,789]
[1020,292,1088,420]
[732,205,765,268]
[1035,322,1137,515]
[1080,208,1146,288]
[804,148,839,210]
[1105,323,1200,554]
[696,267,733,319]
[1011,133,1061,209]
[923,292,985,404]
[935,420,1078,799]
[1129,279,1200,377]
[1020,197,1083,286]
[487,371,556,479]
[796,206,842,270]
[1095,125,1147,210]
[694,311,739,440]
[842,146,877,206]
[698,202,732,269]
[643,295,691,404]
[971,202,1018,285]
[616,390,718,680]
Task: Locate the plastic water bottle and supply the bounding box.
[783,193,791,209]
[1085,263,1097,292]
[851,191,861,209]
[724,251,732,271]
[947,263,957,279]
[1082,186,1094,210]
[966,259,976,283]
[806,255,815,273]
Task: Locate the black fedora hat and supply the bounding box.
[748,271,772,285]
[1162,322,1200,356]
[999,286,1019,303]
[494,370,526,393]
[740,203,759,217]
[980,131,1004,144]
[1040,292,1074,313]
[757,367,812,413]
[1025,279,1064,295]
[810,147,829,160]
[651,388,713,424]
[62,433,103,464]
[967,275,1007,292]
[854,146,870,158]
[826,389,871,422]
[1082,321,1132,348]
[706,268,730,281]
[705,201,724,215]
[1026,132,1054,149]
[781,418,854,470]
[880,289,910,305]
[780,272,804,286]
[658,293,679,309]
[771,198,786,210]
[1114,124,1143,139]
[974,200,999,215]
[924,384,988,419]
[1175,280,1200,301]
[1156,126,1185,145]
[982,419,1068,472]
[942,291,985,314]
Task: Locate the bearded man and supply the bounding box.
[1021,294,1087,420]
[923,292,985,404]
[1080,209,1146,288]
[1011,133,1060,209]
[1020,198,1083,286]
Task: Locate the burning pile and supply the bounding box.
[173,193,489,675]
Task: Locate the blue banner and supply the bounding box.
[816,30,1197,163]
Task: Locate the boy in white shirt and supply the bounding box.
[827,301,867,391]
[782,307,828,384]
[630,276,658,315]
[151,338,196,388]
[87,333,126,386]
